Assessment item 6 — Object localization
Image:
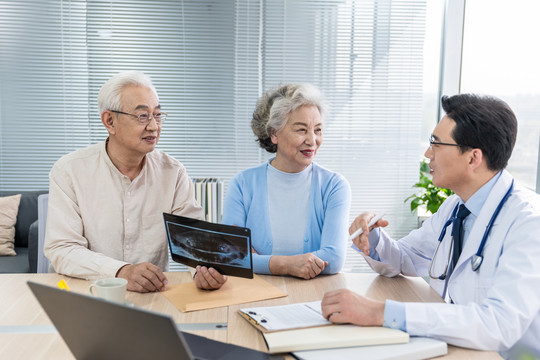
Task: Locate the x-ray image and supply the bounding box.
[168,224,249,268]
[163,213,253,278]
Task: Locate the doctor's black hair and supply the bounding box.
[441,94,517,171]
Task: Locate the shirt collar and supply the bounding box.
[463,171,502,217]
[267,157,313,175]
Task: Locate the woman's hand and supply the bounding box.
[269,253,328,279]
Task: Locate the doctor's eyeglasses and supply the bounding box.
[110,110,167,126]
[428,135,468,150]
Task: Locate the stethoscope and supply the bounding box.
[428,180,514,280]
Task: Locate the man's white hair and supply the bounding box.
[98,71,158,114]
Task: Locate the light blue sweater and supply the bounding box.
[222,161,351,274]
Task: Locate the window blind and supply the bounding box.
[1,0,427,245]
[0,0,91,187]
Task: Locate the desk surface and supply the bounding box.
[0,272,501,360]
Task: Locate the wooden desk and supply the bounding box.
[0,272,501,359]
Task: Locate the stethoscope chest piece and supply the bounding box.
[471,255,483,271]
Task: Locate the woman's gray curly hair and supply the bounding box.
[251,83,326,153]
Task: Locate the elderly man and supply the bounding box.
[322,94,540,359]
[45,71,226,292]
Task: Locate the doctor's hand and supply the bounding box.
[193,266,228,290]
[321,288,385,326]
[116,262,168,293]
[349,212,389,254]
[269,253,328,279]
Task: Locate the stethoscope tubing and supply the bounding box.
[430,179,514,280]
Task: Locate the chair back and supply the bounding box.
[37,194,50,273]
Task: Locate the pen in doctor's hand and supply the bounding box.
[348,213,386,241]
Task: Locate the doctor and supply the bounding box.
[321,94,540,359]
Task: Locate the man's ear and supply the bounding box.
[468,148,484,170]
[102,111,116,135]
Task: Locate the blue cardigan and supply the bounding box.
[222,161,351,274]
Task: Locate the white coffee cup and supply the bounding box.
[88,278,128,304]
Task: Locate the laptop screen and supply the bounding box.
[163,213,253,279]
[27,282,280,360]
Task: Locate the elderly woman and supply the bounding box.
[222,84,351,279]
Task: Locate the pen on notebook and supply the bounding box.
[57,279,70,291]
[348,213,385,241]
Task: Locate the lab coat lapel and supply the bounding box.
[453,171,514,273]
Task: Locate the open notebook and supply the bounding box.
[239,301,409,353]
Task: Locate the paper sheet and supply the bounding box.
[240,301,331,331]
[162,274,287,312]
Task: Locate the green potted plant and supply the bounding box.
[405,159,453,218]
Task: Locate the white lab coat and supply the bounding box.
[363,170,540,359]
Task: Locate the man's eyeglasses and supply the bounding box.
[428,135,468,150]
[110,110,167,126]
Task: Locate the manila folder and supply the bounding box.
[163,274,287,312]
[263,324,409,353]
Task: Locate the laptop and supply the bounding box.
[28,282,281,360]
[163,213,253,279]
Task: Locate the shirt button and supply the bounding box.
[126,245,130,250]
[126,218,130,223]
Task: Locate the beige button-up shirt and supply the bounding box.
[44,141,204,280]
